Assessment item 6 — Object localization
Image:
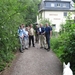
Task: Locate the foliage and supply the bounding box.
[60,22,75,74]
[51,19,75,74]
[0,0,40,71]
[51,36,64,59]
[39,18,51,26]
[72,0,75,3]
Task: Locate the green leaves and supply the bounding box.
[0,0,40,71]
[72,0,75,3]
[51,13,75,73]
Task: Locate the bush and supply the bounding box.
[0,0,40,72]
[51,35,64,59]
[51,21,75,74]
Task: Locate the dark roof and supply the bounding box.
[44,0,70,3]
[38,0,75,12]
[39,9,75,12]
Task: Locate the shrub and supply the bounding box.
[51,21,75,74]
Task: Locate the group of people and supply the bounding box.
[18,23,52,53]
[35,23,52,51]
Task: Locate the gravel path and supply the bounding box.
[2,43,63,75]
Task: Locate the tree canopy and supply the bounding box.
[0,0,40,71]
[72,0,75,3]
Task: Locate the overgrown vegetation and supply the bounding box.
[39,18,51,26]
[0,0,40,72]
[0,0,75,73]
[51,16,75,74]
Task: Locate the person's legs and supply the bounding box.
[46,35,50,51]
[39,35,43,48]
[36,34,38,43]
[43,35,47,49]
[41,35,44,47]
[27,38,29,48]
[37,35,39,43]
[19,37,23,52]
[29,36,31,47]
[32,36,35,47]
[47,36,50,49]
[25,38,28,49]
[35,34,37,43]
[23,37,25,50]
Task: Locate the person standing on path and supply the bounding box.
[28,24,35,47]
[45,23,52,51]
[23,27,29,49]
[39,24,46,49]
[18,25,24,53]
[35,25,39,43]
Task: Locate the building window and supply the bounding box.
[63,4,66,7]
[45,2,50,7]
[64,12,67,16]
[52,24,56,30]
[57,3,61,7]
[51,3,55,7]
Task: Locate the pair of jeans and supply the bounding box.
[45,35,50,49]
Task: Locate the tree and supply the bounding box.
[72,0,75,3]
[0,0,40,71]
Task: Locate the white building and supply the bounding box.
[37,0,75,32]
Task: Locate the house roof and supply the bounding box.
[38,0,75,12]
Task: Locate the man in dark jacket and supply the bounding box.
[39,24,46,48]
[35,25,39,43]
[45,23,52,51]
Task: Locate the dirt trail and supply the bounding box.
[1,43,63,75]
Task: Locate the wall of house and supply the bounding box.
[37,0,75,32]
[44,11,65,32]
[37,11,75,32]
